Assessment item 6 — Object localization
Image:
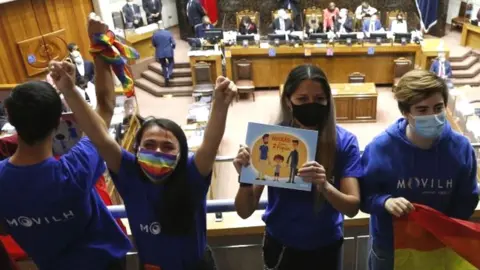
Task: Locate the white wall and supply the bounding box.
[92,0,179,30]
[447,0,480,24]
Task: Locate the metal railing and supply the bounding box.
[108,145,480,219]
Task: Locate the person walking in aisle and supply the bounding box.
[152,21,176,86]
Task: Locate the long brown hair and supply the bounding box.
[278,64,337,210]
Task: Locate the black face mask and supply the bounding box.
[291,103,329,128]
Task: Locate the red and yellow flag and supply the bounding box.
[394,204,480,270]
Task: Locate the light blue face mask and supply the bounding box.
[412,111,446,139]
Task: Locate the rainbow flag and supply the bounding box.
[394,204,480,270]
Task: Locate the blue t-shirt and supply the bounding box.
[361,118,479,253]
[0,137,132,270]
[262,125,363,250]
[110,150,211,269]
[259,144,269,160]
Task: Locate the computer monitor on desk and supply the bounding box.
[236,34,255,46]
[338,33,357,45]
[309,33,329,44]
[369,33,388,44]
[394,33,412,45]
[268,34,287,46]
[205,28,223,44]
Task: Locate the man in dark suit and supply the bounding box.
[152,22,176,85]
[187,0,205,33]
[335,8,354,33]
[430,52,453,79]
[271,9,294,32]
[195,16,214,38]
[122,0,144,29]
[280,0,300,30]
[143,0,162,25]
[67,43,94,92]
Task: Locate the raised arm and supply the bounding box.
[94,58,116,127]
[52,15,122,173]
[194,77,236,177]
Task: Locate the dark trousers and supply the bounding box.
[263,233,343,270]
[140,246,217,270]
[158,57,174,79]
[288,166,297,183]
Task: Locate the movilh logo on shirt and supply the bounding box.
[397,177,453,195]
[5,210,75,228]
[140,222,161,235]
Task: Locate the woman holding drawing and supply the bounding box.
[234,64,362,270]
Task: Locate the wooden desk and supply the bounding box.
[461,23,480,49]
[280,83,377,123]
[225,44,421,87]
[419,38,450,70]
[189,51,223,87]
[124,30,155,62]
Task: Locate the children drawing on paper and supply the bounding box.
[66,120,79,141]
[272,154,285,181]
[256,134,270,180]
[287,139,299,183]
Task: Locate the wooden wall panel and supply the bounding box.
[0,0,94,84]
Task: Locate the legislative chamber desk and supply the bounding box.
[225,43,422,87]
[461,23,480,49]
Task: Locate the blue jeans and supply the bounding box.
[368,240,393,270]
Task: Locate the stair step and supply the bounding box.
[135,84,193,97]
[148,62,192,78]
[174,62,191,68]
[141,70,193,87]
[451,55,478,70]
[452,62,480,79]
[452,73,480,87]
[449,49,472,62]
[473,50,480,57]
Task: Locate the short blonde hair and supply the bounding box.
[394,69,448,113]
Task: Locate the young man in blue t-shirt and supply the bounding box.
[257,134,269,180]
[0,16,132,270]
[361,70,479,270]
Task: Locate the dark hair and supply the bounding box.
[273,154,284,161]
[5,81,62,145]
[241,16,252,24]
[134,117,195,235]
[67,43,77,52]
[262,134,269,139]
[279,64,337,211]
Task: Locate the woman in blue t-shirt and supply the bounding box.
[63,73,236,269]
[234,64,362,270]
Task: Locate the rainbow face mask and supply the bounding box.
[137,148,179,184]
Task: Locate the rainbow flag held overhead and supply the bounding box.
[394,204,480,270]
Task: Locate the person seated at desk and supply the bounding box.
[238,16,258,35]
[195,16,214,38]
[323,2,339,32]
[270,9,294,32]
[143,0,162,25]
[335,8,354,33]
[363,14,383,34]
[305,15,322,35]
[355,1,378,20]
[390,12,408,33]
[122,0,145,29]
[430,52,452,80]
